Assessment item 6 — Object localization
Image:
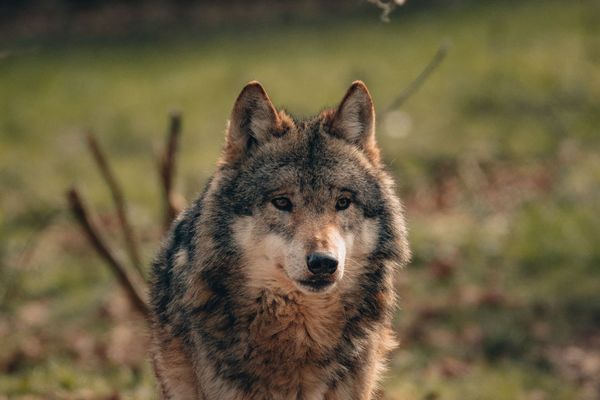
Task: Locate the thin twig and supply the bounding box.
[384,41,450,115]
[0,210,58,306]
[15,209,60,270]
[67,188,149,317]
[85,131,144,278]
[159,111,183,231]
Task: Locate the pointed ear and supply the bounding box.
[330,81,380,164]
[222,81,284,165]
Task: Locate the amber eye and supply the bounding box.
[335,197,352,211]
[271,197,293,212]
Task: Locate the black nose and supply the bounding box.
[306,252,338,275]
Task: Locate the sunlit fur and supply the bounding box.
[150,81,410,400]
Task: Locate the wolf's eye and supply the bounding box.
[335,197,352,211]
[271,197,293,212]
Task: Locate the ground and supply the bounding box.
[1,0,599,399]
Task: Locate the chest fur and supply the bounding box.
[243,290,344,389]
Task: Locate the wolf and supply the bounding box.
[149,80,410,400]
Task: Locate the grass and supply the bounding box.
[1,0,600,398]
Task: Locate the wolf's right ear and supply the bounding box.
[221,81,285,165]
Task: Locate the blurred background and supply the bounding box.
[1,0,600,399]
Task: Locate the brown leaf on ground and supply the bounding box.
[428,257,457,280]
[547,334,600,400]
[66,329,97,363]
[18,301,49,328]
[106,321,148,367]
[426,356,471,379]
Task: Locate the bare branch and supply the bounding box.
[159,111,184,231]
[85,132,145,278]
[384,41,450,115]
[67,188,149,317]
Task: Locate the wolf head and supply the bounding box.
[206,81,408,296]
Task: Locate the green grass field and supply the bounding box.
[1,1,600,398]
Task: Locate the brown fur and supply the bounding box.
[150,81,410,399]
[152,323,200,399]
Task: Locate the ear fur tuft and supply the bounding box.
[221,81,285,165]
[330,81,380,164]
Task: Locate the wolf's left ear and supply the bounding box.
[222,81,286,165]
[330,81,380,164]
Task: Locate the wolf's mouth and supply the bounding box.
[297,275,336,292]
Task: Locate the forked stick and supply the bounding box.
[159,111,183,231]
[67,188,149,317]
[86,132,144,278]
